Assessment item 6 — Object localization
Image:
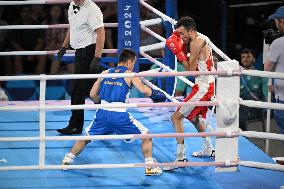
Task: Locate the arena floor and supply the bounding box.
[0,99,283,189]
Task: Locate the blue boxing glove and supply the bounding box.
[150,89,166,103]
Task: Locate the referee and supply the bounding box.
[57,0,105,135]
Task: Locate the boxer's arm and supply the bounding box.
[188,39,206,71]
[131,77,152,97]
[89,70,108,103]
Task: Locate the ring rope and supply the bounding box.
[0,131,237,142]
[240,99,284,111]
[141,78,179,103]
[242,69,284,79]
[0,23,118,30]
[140,42,165,52]
[0,49,117,56]
[0,161,239,171]
[1,0,283,174]
[0,19,162,31]
[140,18,163,27]
[140,0,176,25]
[0,43,167,55]
[241,131,284,141]
[139,0,232,61]
[140,51,195,87]
[0,68,238,81]
[240,161,284,172]
[140,25,166,42]
[0,0,116,6]
[0,101,220,111]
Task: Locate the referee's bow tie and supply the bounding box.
[73,4,80,11]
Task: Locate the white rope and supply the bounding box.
[142,77,215,133]
[0,49,117,56]
[140,18,163,27]
[197,32,232,61]
[139,0,232,62]
[0,131,230,142]
[241,131,284,141]
[240,161,284,172]
[140,25,166,42]
[242,69,284,79]
[240,99,284,111]
[0,69,231,82]
[141,51,195,87]
[0,161,237,171]
[141,78,179,103]
[140,42,165,52]
[139,0,177,25]
[0,0,116,5]
[0,23,117,30]
[0,101,219,111]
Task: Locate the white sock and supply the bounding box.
[177,144,185,160]
[145,157,154,164]
[203,137,212,148]
[67,152,76,158]
[63,152,76,164]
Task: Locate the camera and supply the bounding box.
[263,29,283,45]
[261,20,283,44]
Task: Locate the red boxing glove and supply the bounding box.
[166,31,188,62]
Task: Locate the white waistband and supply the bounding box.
[100,100,127,112]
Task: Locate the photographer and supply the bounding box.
[264,6,284,134]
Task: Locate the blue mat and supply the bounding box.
[0,107,283,189]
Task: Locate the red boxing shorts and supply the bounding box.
[178,82,214,121]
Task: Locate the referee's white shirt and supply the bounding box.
[68,0,104,49]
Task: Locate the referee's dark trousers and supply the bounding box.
[68,44,96,132]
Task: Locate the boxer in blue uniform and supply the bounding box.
[62,48,166,175]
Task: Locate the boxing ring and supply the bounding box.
[0,0,284,189]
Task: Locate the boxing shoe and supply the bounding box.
[61,153,75,170]
[145,158,163,176]
[192,143,215,158]
[163,157,188,171]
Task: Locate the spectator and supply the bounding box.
[0,7,11,76]
[239,48,268,131]
[101,3,117,68]
[30,5,47,24]
[11,6,46,74]
[43,5,73,74]
[264,6,284,134]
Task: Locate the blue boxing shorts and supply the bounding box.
[85,109,148,142]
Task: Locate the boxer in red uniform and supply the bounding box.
[165,17,215,170]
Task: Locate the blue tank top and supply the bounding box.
[99,66,131,103]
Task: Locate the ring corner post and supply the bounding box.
[39,75,46,170]
[164,0,177,96]
[215,61,240,172]
[117,0,140,72]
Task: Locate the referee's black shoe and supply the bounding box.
[57,127,82,135]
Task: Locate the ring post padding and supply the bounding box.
[215,61,240,172]
[118,0,140,72]
[39,75,46,169]
[164,0,178,96]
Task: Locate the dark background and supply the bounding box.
[178,0,284,61]
[0,0,284,74]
